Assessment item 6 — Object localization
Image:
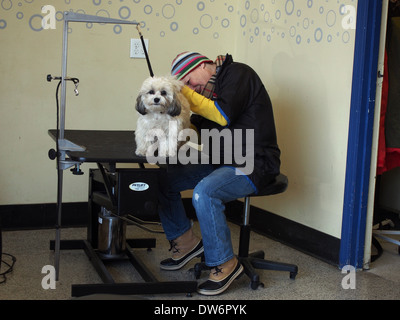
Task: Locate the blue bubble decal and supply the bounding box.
[285,0,294,16]
[162,4,175,19]
[119,6,131,19]
[0,19,7,29]
[29,14,43,32]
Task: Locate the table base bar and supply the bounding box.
[50,239,198,297]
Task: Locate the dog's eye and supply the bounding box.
[161,90,167,96]
[149,90,155,94]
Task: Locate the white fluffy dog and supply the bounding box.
[135,76,191,157]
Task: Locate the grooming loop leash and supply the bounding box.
[136,24,154,77]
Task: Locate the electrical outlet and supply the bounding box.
[130,38,149,58]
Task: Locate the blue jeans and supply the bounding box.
[158,164,256,267]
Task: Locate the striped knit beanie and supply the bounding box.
[171,52,213,80]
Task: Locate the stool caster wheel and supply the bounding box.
[250,281,264,290]
[290,266,298,279]
[193,263,203,279]
[193,262,209,279]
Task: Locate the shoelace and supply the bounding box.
[168,240,180,254]
[212,266,223,276]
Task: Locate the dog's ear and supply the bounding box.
[135,94,147,115]
[170,77,184,92]
[167,94,182,117]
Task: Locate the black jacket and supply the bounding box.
[191,54,280,193]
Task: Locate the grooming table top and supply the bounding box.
[48,129,146,164]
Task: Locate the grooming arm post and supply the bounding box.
[53,12,141,280]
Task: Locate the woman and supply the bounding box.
[157,52,280,295]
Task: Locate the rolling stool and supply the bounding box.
[194,173,298,290]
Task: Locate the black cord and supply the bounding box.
[140,35,154,77]
[0,253,16,284]
[48,77,78,233]
[55,80,61,169]
[136,25,154,77]
[53,78,77,167]
[55,81,62,233]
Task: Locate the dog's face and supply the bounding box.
[135,76,183,117]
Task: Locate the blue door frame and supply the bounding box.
[340,0,384,268]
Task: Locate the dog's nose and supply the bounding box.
[154,98,160,104]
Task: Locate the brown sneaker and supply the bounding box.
[197,257,244,296]
[160,228,204,271]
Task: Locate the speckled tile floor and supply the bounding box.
[1,222,399,301]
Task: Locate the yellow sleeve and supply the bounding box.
[181,86,228,127]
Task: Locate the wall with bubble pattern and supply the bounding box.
[1,0,355,46]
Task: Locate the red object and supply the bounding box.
[377,51,400,175]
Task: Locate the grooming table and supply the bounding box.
[48,129,197,297]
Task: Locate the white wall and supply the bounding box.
[0,0,357,238]
[234,0,357,238]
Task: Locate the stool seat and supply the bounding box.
[255,173,288,196]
